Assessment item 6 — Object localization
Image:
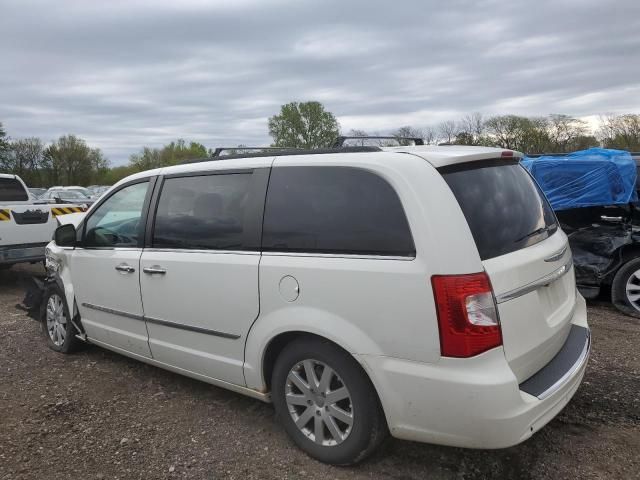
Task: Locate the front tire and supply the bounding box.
[41,284,81,353]
[611,257,640,319]
[272,337,388,465]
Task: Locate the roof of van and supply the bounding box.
[122,146,521,184]
[381,145,523,168]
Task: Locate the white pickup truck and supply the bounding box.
[0,174,87,268]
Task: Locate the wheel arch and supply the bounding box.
[243,307,385,394]
[603,243,640,285]
[256,329,390,429]
[261,331,355,392]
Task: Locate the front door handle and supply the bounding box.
[115,264,136,274]
[143,266,167,275]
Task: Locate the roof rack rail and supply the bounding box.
[211,146,304,158]
[333,136,425,147]
[181,146,383,164]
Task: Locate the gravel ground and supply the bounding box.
[1,263,639,480]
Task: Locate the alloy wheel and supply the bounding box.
[625,269,640,312]
[46,294,67,347]
[285,359,354,446]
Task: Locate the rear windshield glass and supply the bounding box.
[0,177,28,202]
[441,160,558,260]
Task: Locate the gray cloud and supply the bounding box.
[1,0,639,164]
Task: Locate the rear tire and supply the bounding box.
[41,284,82,353]
[611,257,640,319]
[272,337,388,465]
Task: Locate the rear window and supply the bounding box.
[0,177,28,202]
[441,160,558,260]
[262,166,415,257]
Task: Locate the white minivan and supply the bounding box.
[42,145,589,465]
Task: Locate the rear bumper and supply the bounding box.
[357,293,589,449]
[0,243,48,265]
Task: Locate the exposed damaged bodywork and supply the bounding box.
[558,204,640,298]
[524,151,640,313]
[19,271,88,342]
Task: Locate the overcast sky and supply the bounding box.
[2,0,639,165]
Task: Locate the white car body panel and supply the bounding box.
[45,145,589,451]
[382,145,523,168]
[72,248,151,357]
[483,230,577,382]
[140,249,260,386]
[359,294,588,447]
[1,174,86,265]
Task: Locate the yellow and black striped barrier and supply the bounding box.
[51,206,87,216]
[0,209,10,221]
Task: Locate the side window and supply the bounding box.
[84,182,149,248]
[0,178,29,202]
[152,173,251,250]
[262,166,415,256]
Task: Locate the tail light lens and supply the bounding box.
[431,272,502,357]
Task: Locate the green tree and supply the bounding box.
[569,134,599,151]
[129,139,207,170]
[483,115,550,152]
[44,135,109,185]
[268,101,340,149]
[453,131,477,145]
[97,165,138,185]
[10,137,46,186]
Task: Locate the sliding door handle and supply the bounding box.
[143,266,167,275]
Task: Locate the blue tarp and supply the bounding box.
[521,148,638,211]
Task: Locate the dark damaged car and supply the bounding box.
[524,149,640,318]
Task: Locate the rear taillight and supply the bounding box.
[431,272,502,358]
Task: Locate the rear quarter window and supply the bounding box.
[262,166,415,257]
[441,160,558,260]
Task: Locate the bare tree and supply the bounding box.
[597,114,640,150]
[392,126,424,145]
[458,112,484,144]
[346,129,369,146]
[422,126,437,145]
[438,120,459,144]
[547,114,589,152]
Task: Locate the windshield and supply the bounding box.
[50,190,86,199]
[441,160,558,260]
